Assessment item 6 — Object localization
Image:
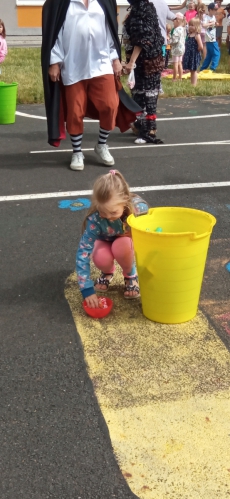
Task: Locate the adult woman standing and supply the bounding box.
[123,0,164,144]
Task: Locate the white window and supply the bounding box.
[16,1,45,5]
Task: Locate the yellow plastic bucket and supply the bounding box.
[128,207,216,324]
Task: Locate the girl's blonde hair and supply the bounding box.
[0,19,6,38]
[196,3,206,14]
[82,170,134,231]
[175,14,186,27]
[166,23,172,33]
[189,17,201,34]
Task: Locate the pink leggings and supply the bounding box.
[92,237,137,278]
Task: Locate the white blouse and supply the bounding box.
[50,0,119,86]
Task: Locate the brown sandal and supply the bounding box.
[124,276,140,299]
[94,273,114,293]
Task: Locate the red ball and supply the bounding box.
[83,297,113,318]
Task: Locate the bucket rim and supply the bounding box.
[0,81,18,87]
[127,206,216,239]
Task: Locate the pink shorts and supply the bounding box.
[172,55,183,63]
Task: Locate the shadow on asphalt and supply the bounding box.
[0,270,140,499]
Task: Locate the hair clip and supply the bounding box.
[109,170,116,175]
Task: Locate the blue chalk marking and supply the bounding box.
[155,227,163,233]
[202,206,217,215]
[226,205,230,210]
[58,198,91,211]
[226,262,230,273]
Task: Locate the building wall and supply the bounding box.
[1,0,228,36]
[0,0,42,35]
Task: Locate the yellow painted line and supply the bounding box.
[65,266,230,499]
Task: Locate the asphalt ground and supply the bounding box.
[0,96,230,498]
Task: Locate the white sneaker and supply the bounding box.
[134,138,147,144]
[94,143,115,166]
[70,152,85,171]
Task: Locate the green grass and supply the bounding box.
[0,47,44,104]
[0,45,230,104]
[122,44,230,98]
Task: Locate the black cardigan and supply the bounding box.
[41,0,141,146]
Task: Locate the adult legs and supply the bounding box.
[216,26,223,48]
[88,75,118,165]
[65,80,88,170]
[65,80,87,136]
[131,70,163,144]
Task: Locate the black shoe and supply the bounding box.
[135,133,164,145]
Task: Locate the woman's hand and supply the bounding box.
[48,63,61,82]
[123,61,135,75]
[85,294,99,308]
[112,59,123,77]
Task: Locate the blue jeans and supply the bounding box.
[200,41,220,71]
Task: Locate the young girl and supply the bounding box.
[165,24,172,69]
[76,170,149,308]
[185,1,197,23]
[196,3,207,58]
[170,13,186,81]
[183,18,203,86]
[0,19,7,65]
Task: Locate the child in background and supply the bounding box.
[0,19,7,65]
[225,4,230,47]
[183,18,203,86]
[200,2,220,72]
[170,13,186,81]
[215,0,226,48]
[225,4,230,65]
[185,1,197,23]
[196,3,207,58]
[165,24,172,68]
[76,170,149,308]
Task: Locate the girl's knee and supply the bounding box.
[92,241,113,268]
[112,237,133,255]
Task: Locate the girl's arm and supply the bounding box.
[171,0,202,9]
[0,38,7,64]
[76,216,101,300]
[195,33,203,52]
[170,28,180,45]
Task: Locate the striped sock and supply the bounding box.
[98,127,110,145]
[70,134,83,153]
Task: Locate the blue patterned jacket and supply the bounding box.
[76,197,148,298]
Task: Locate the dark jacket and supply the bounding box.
[41,0,141,146]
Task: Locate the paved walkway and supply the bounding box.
[0,98,230,498]
[7,36,42,47]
